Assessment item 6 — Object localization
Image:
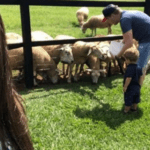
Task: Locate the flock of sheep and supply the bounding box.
[7,7,139,86]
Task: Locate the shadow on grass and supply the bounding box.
[19,73,123,101]
[74,103,143,130]
[85,34,92,37]
[72,22,80,28]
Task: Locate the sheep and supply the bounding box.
[76,7,89,27]
[96,40,116,77]
[8,46,59,86]
[54,35,75,40]
[81,15,112,36]
[54,35,75,75]
[31,32,74,70]
[6,32,22,40]
[31,34,74,66]
[41,35,74,75]
[31,32,74,77]
[6,32,23,44]
[85,55,107,84]
[67,41,107,83]
[31,31,53,41]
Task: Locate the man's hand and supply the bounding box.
[110,52,115,60]
[123,86,127,92]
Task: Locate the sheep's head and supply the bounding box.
[97,42,111,60]
[81,25,87,33]
[89,45,107,60]
[58,44,74,64]
[47,68,60,84]
[86,69,107,84]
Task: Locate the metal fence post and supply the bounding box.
[144,0,150,16]
[20,0,33,88]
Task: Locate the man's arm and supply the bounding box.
[139,76,143,86]
[123,77,132,92]
[117,30,133,58]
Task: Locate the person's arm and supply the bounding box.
[139,76,143,87]
[123,77,132,92]
[117,30,133,58]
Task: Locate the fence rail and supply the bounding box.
[1,0,150,88]
[0,1,146,7]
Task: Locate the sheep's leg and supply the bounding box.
[79,64,84,74]
[112,59,118,73]
[107,62,111,77]
[67,64,74,83]
[116,58,124,75]
[108,26,112,34]
[62,63,65,75]
[33,70,38,86]
[74,64,80,81]
[17,69,24,81]
[65,64,70,77]
[91,29,93,37]
[95,29,96,36]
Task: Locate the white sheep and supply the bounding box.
[31,31,53,41]
[8,46,59,86]
[6,32,23,44]
[54,35,75,75]
[6,32,22,40]
[81,15,112,36]
[76,7,89,27]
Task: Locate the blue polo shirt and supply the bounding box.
[123,64,142,93]
[120,10,150,43]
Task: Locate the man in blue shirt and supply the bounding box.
[102,4,150,86]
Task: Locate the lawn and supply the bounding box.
[0,1,150,150]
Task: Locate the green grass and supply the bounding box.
[0,5,144,38]
[21,73,150,150]
[0,2,150,150]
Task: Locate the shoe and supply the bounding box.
[123,110,130,114]
[130,108,138,112]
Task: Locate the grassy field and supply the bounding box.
[0,2,150,150]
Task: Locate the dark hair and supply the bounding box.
[0,14,33,150]
[124,47,139,62]
[103,4,120,17]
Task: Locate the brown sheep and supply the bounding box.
[8,46,59,86]
[81,15,112,36]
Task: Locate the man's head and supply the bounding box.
[102,4,122,25]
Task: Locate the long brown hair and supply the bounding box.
[0,15,34,150]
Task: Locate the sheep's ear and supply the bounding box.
[87,48,92,56]
[56,47,64,51]
[86,69,92,72]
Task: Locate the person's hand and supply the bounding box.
[110,52,115,60]
[123,86,127,92]
[116,54,121,59]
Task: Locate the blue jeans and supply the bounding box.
[137,42,150,69]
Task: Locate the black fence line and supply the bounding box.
[0,1,145,7]
[8,36,123,49]
[20,0,34,88]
